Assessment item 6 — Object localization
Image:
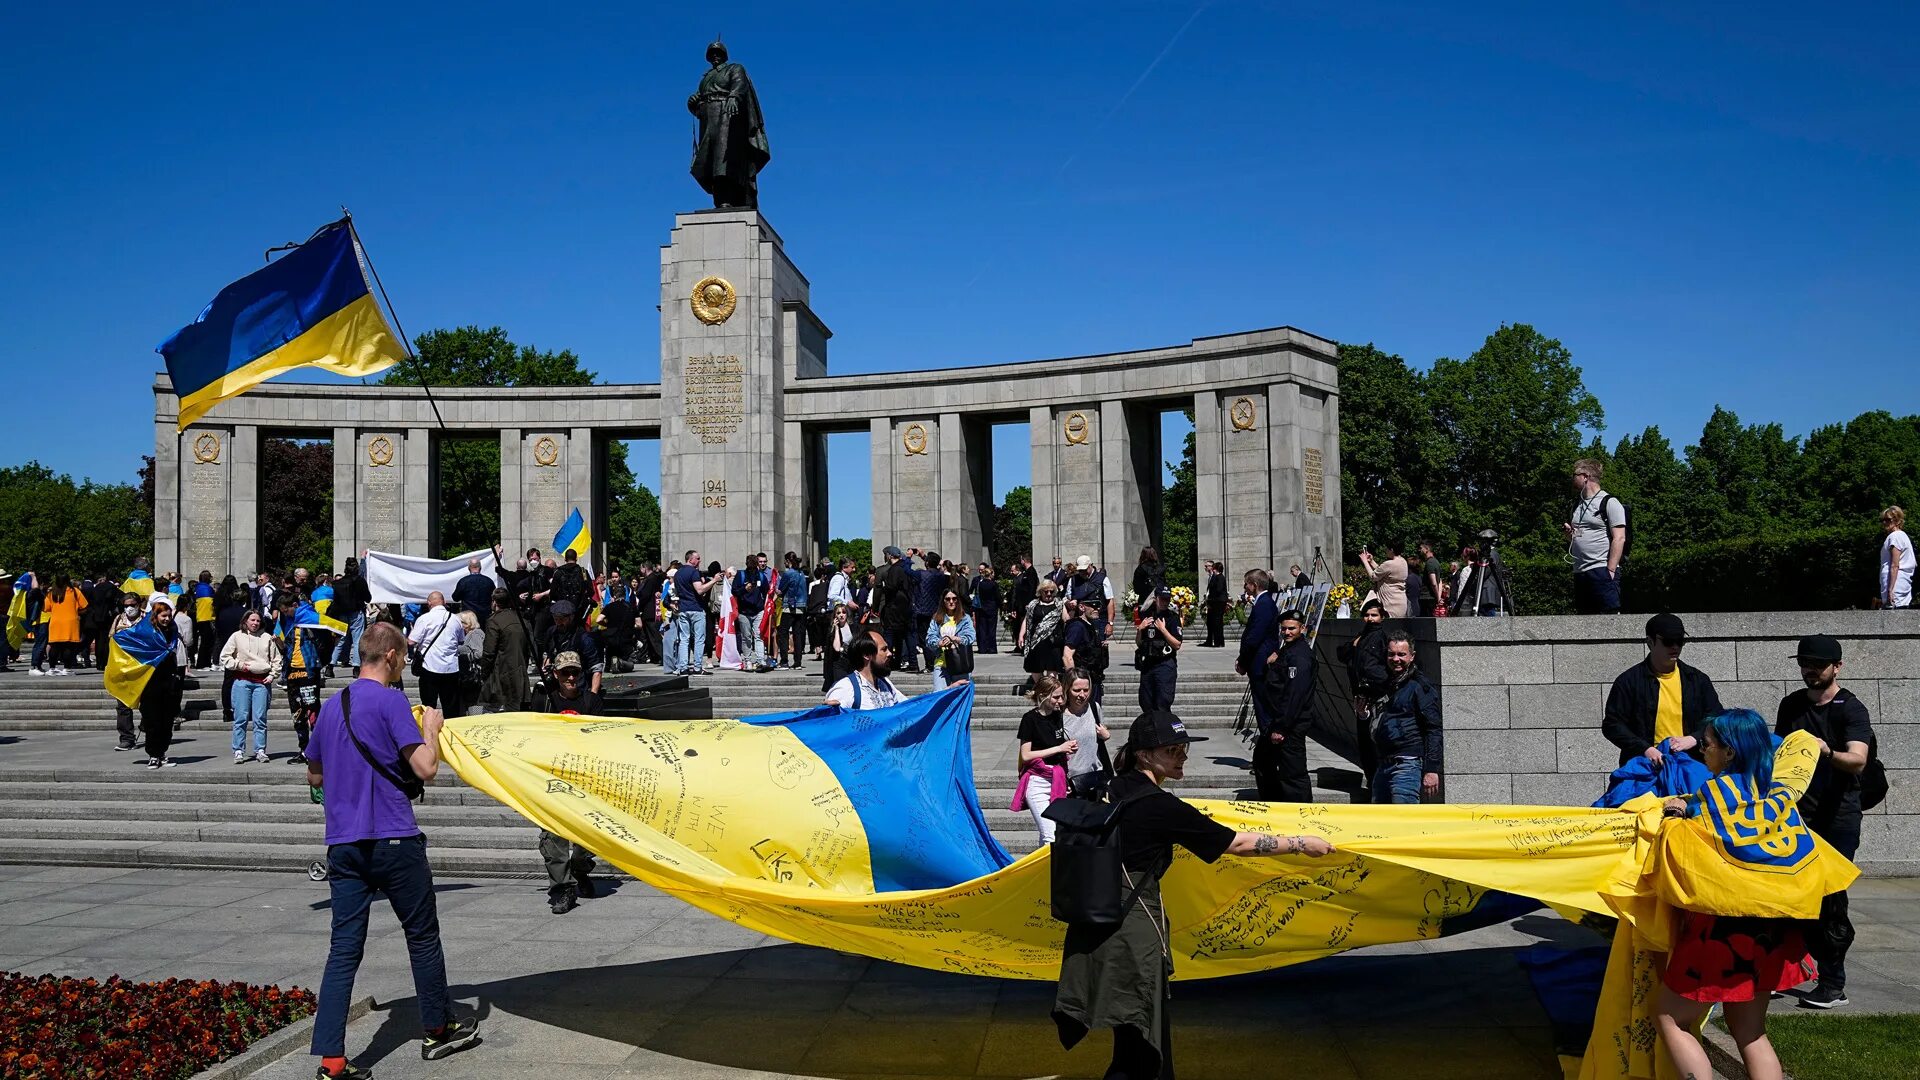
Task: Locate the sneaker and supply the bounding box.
[29,667,46,676]
[114,743,134,751]
[255,750,270,763]
[420,1018,481,1060]
[550,891,577,915]
[146,758,160,770]
[314,1063,371,1079]
[52,665,69,677]
[155,758,178,769]
[1800,984,1849,1009]
[573,873,596,899]
[235,750,248,765]
[289,753,307,765]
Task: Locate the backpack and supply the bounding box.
[1071,622,1109,673]
[1043,782,1166,926]
[1575,492,1632,565]
[551,563,591,609]
[1860,733,1889,812]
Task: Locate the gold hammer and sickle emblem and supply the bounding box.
[1230,396,1257,431]
[366,435,395,467]
[191,432,221,464]
[902,423,929,456]
[533,436,561,467]
[1063,411,1090,445]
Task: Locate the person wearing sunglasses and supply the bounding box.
[1601,612,1723,767]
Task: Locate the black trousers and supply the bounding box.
[908,614,933,670]
[1108,1010,1173,1079]
[1251,731,1312,801]
[1807,815,1861,990]
[976,611,998,653]
[1138,662,1176,712]
[418,671,466,718]
[638,619,662,665]
[778,613,807,665]
[1204,602,1225,647]
[538,829,595,899]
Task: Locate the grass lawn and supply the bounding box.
[1724,1013,1920,1080]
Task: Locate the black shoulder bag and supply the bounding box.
[1043,784,1169,926]
[338,686,426,802]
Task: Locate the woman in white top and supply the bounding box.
[1881,506,1914,609]
[218,610,282,763]
[1359,542,1411,618]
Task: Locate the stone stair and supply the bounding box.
[0,658,1360,876]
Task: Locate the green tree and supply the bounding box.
[260,438,333,575]
[1334,343,1458,560]
[1681,406,1804,542]
[1425,324,1604,556]
[827,537,873,570]
[1799,411,1920,526]
[1158,420,1197,585]
[988,486,1032,571]
[0,463,150,577]
[1597,426,1690,555]
[383,326,621,557]
[605,448,661,571]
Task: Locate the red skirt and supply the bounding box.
[1663,912,1813,1003]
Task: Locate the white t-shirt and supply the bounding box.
[1568,489,1627,572]
[1883,528,1915,606]
[824,672,904,710]
[407,606,466,675]
[1060,703,1104,779]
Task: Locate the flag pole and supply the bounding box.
[342,209,446,431]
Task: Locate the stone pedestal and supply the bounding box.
[658,210,823,566]
[177,426,232,577]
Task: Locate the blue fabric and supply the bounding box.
[230,680,269,753]
[159,220,368,397]
[742,683,1011,891]
[1372,756,1424,804]
[779,567,809,609]
[1516,943,1611,1052]
[1591,737,1713,807]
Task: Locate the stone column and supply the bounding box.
[569,426,595,566]
[1220,390,1269,577]
[153,420,180,574]
[782,419,807,557]
[176,426,231,577]
[1028,406,1056,565]
[332,427,356,572]
[228,425,260,578]
[1099,400,1150,574]
[1052,406,1103,565]
[658,210,807,567]
[1288,386,1338,574]
[887,417,939,551]
[938,412,987,563]
[1268,382,1304,575]
[868,416,894,562]
[1320,392,1344,565]
[521,431,570,558]
[1192,390,1224,591]
[403,429,431,555]
[497,428,522,561]
[356,431,408,556]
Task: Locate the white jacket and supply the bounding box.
[219,629,283,679]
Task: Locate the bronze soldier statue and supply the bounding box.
[688,40,769,209]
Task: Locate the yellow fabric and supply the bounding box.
[122,575,155,598]
[1579,730,1856,1080]
[103,637,159,709]
[4,589,25,651]
[1653,666,1683,744]
[176,292,401,429]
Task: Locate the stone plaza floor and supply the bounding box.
[2,865,1918,1079]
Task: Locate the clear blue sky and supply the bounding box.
[4,3,1915,541]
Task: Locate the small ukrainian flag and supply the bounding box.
[158,218,402,429]
[553,508,593,570]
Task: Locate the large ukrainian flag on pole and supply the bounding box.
[159,218,402,429]
[552,508,592,570]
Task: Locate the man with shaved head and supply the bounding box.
[406,591,467,717]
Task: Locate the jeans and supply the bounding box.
[312,834,450,1057]
[672,610,706,673]
[1371,756,1424,804]
[1807,815,1861,990]
[230,679,269,754]
[661,615,682,672]
[1138,662,1176,712]
[1572,567,1620,614]
[735,613,765,668]
[332,613,365,668]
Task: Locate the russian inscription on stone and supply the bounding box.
[1303,447,1325,515]
[684,354,744,444]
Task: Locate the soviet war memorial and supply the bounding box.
[2,10,1916,1080]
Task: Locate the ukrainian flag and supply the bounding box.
[552,508,592,567]
[105,617,175,709]
[158,218,402,429]
[4,577,28,652]
[121,569,155,599]
[293,600,349,637]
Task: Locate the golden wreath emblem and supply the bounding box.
[191,432,221,464]
[902,423,929,456]
[366,435,395,467]
[1230,396,1257,431]
[1063,411,1090,445]
[690,276,737,325]
[532,435,561,467]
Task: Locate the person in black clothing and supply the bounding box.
[637,563,667,665]
[451,558,497,629]
[1251,609,1315,801]
[1051,709,1335,1080]
[84,574,120,669]
[1371,631,1443,803]
[1290,564,1313,590]
[1129,547,1163,617]
[1775,634,1874,1009]
[909,551,948,673]
[524,551,556,667]
[548,549,592,617]
[1060,601,1107,704]
[1602,613,1723,766]
[1134,587,1181,711]
[1201,561,1228,647]
[532,651,601,914]
[971,563,1001,653]
[212,584,248,730]
[139,596,184,769]
[326,560,370,677]
[1008,556,1039,655]
[1341,600,1391,782]
[541,600,604,695]
[877,546,920,672]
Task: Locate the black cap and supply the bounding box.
[882,546,904,559]
[1645,612,1686,641]
[1278,609,1305,623]
[1125,709,1208,753]
[1792,634,1843,664]
[1153,585,1171,598]
[550,600,576,617]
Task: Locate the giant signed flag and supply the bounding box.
[159,218,402,429]
[104,617,174,708]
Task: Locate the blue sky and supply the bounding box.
[4,2,1915,541]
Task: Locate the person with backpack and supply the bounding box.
[1565,457,1627,614]
[823,630,905,710]
[1049,709,1334,1080]
[1061,600,1108,704]
[1775,634,1877,1009]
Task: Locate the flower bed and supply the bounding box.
[0,972,315,1079]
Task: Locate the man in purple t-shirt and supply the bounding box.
[305,622,479,1076]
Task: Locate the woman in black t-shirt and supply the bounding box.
[1053,709,1336,1080]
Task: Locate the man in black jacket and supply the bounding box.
[1251,609,1315,801]
[1601,612,1722,766]
[1008,555,1039,654]
[1203,561,1228,647]
[877,546,919,672]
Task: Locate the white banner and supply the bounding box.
[364,547,500,605]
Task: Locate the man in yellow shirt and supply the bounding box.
[1602,612,1724,766]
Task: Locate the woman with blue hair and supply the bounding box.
[1654,708,1811,1080]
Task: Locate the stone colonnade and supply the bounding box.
[155,210,1342,589]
